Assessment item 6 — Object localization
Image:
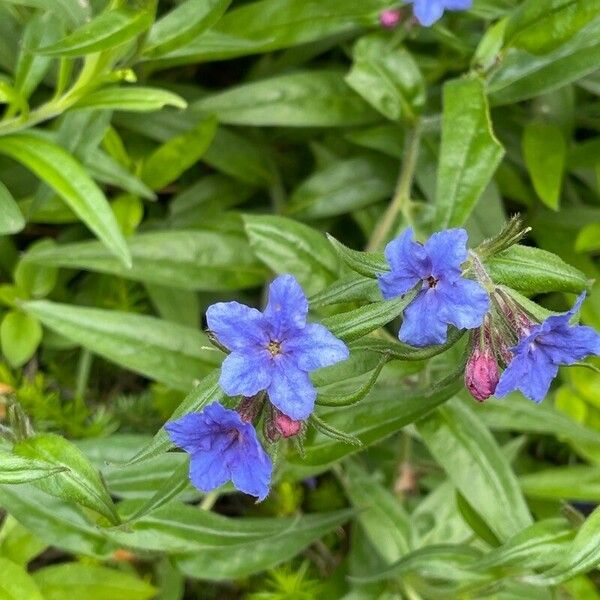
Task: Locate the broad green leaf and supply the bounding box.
[0,557,43,600]
[37,6,153,57]
[0,451,64,484]
[310,275,381,309]
[327,235,387,278]
[33,564,156,600]
[23,301,222,391]
[505,0,600,55]
[519,465,600,502]
[485,245,588,294]
[0,134,131,267]
[173,509,353,579]
[15,240,58,298]
[346,34,425,121]
[526,505,600,585]
[0,181,24,234]
[0,516,48,566]
[0,310,42,368]
[416,398,533,541]
[146,284,200,328]
[243,214,339,295]
[23,229,268,291]
[144,0,231,58]
[74,86,187,112]
[286,156,396,219]
[0,0,90,26]
[193,71,379,127]
[141,117,218,190]
[14,434,120,525]
[576,223,600,253]
[522,122,566,210]
[435,77,505,229]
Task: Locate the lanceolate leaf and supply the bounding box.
[0,180,24,235]
[74,86,187,112]
[0,451,65,484]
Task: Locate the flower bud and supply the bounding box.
[236,394,263,423]
[465,347,500,402]
[264,409,303,442]
[379,9,402,28]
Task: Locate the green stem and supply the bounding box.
[200,491,219,510]
[366,119,422,252]
[75,349,93,402]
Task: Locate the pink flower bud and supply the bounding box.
[275,411,302,438]
[465,348,500,402]
[379,9,402,28]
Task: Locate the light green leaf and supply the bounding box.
[33,564,156,600]
[193,71,379,127]
[14,433,120,525]
[23,301,222,391]
[0,181,24,235]
[435,77,505,229]
[416,398,533,542]
[523,122,566,210]
[0,134,131,267]
[0,450,65,484]
[576,223,600,253]
[74,86,187,112]
[0,557,44,600]
[37,6,153,57]
[0,310,42,368]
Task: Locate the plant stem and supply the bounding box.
[75,349,93,402]
[200,491,219,510]
[366,119,422,252]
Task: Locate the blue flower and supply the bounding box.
[377,227,489,347]
[206,274,349,420]
[405,0,472,26]
[495,293,600,403]
[165,402,272,500]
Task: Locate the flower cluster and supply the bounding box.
[167,274,349,500]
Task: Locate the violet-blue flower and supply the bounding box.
[495,293,600,403]
[377,227,489,347]
[405,0,472,26]
[165,402,272,501]
[206,274,349,421]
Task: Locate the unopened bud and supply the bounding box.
[465,347,500,402]
[379,9,402,28]
[236,394,264,423]
[265,409,303,442]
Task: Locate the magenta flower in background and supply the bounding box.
[378,227,489,347]
[405,0,472,26]
[166,402,272,500]
[207,274,349,421]
[495,293,600,403]
[380,8,402,28]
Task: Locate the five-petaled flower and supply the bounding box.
[495,293,600,403]
[207,274,349,421]
[166,402,272,500]
[378,227,489,347]
[405,0,472,26]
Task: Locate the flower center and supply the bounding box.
[267,340,282,357]
[425,275,438,288]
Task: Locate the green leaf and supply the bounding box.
[23,301,222,391]
[74,86,187,112]
[485,245,588,294]
[141,117,218,190]
[309,275,381,309]
[286,156,396,219]
[327,235,387,278]
[0,557,43,600]
[243,214,339,295]
[0,134,131,268]
[0,451,65,484]
[522,122,566,210]
[505,0,600,55]
[576,223,600,253]
[346,34,425,121]
[0,310,42,368]
[193,71,379,127]
[416,398,533,542]
[23,228,268,291]
[172,509,353,579]
[15,240,58,298]
[144,0,231,58]
[519,465,600,502]
[0,181,24,234]
[37,6,153,57]
[435,77,505,229]
[525,505,600,586]
[33,564,156,600]
[14,433,120,525]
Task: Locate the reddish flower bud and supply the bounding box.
[379,9,402,28]
[465,347,500,402]
[275,411,302,438]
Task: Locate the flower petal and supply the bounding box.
[206,301,268,351]
[230,433,272,501]
[424,228,468,279]
[263,274,308,340]
[444,0,472,9]
[383,227,429,277]
[399,289,449,347]
[436,277,489,330]
[412,0,446,26]
[165,413,212,454]
[189,446,231,493]
[284,323,349,371]
[219,348,272,397]
[268,357,317,420]
[539,325,600,365]
[495,348,557,403]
